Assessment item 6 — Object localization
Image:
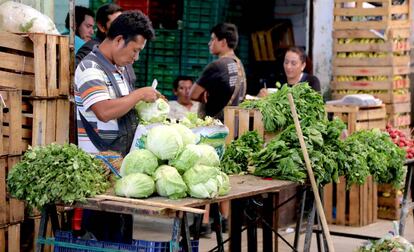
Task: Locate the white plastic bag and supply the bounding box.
[0,1,59,34]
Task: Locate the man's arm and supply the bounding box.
[189,83,207,103]
[90,87,159,122]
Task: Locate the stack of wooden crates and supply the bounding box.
[330,0,412,136]
[328,0,411,223]
[0,32,70,251]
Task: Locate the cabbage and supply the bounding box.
[120,149,158,176]
[171,124,198,146]
[146,125,183,160]
[136,98,170,123]
[169,144,201,174]
[154,165,187,199]
[183,165,219,198]
[196,144,220,167]
[114,173,155,198]
[217,172,230,196]
[0,2,59,34]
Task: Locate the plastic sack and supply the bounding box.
[0,1,59,34]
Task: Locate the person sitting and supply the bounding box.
[63,6,95,54]
[168,76,200,120]
[258,46,320,97]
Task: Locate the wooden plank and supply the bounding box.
[3,127,32,139]
[0,52,35,73]
[46,35,58,97]
[0,97,3,156]
[361,180,369,226]
[58,36,70,95]
[45,100,57,144]
[238,109,250,135]
[31,34,47,97]
[224,107,235,144]
[367,177,373,223]
[32,100,48,146]
[8,223,20,252]
[373,181,378,222]
[386,102,411,114]
[333,55,410,67]
[348,183,360,226]
[0,159,6,225]
[8,90,22,155]
[55,99,70,144]
[0,32,33,52]
[3,138,29,154]
[355,119,387,131]
[333,66,410,76]
[356,107,386,120]
[333,28,411,40]
[332,79,410,90]
[252,110,264,138]
[336,177,346,225]
[0,71,35,91]
[323,183,333,224]
[8,157,24,224]
[0,227,5,252]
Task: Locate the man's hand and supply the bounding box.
[132,86,160,102]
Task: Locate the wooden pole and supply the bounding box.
[287,93,335,251]
[94,195,206,214]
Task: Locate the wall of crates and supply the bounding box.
[330,0,412,136]
[90,0,250,99]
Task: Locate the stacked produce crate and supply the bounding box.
[330,0,411,222]
[330,0,412,135]
[0,32,70,251]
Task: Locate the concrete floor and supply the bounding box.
[133,214,414,251]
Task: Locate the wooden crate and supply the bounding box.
[333,0,411,30]
[377,184,401,220]
[0,32,70,97]
[331,90,410,104]
[0,223,21,252]
[325,104,386,134]
[323,176,377,226]
[224,106,278,144]
[333,29,411,53]
[334,54,410,67]
[333,65,411,77]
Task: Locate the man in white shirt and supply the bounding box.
[168,76,200,120]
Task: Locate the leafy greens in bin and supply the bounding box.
[7,144,110,209]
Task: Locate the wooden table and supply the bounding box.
[36,175,296,252]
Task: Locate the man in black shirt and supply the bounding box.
[190,23,246,122]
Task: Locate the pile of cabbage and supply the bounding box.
[115,123,230,200]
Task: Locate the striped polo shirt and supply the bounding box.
[74,48,131,154]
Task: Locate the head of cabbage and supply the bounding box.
[196,144,220,167]
[120,149,158,177]
[146,125,183,160]
[114,173,155,198]
[170,123,198,146]
[136,98,170,123]
[169,144,201,174]
[183,165,220,198]
[154,165,187,199]
[217,171,230,196]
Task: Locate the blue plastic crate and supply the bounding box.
[53,230,199,252]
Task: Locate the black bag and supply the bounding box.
[78,50,137,156]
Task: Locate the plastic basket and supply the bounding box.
[53,231,199,252]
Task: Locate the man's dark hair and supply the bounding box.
[173,76,193,90]
[95,3,123,41]
[107,10,155,45]
[65,6,95,37]
[210,23,239,49]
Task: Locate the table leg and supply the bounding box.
[171,212,183,252]
[304,201,316,252]
[294,188,307,249]
[181,212,191,252]
[399,163,413,236]
[263,193,273,252]
[211,203,224,252]
[230,199,243,252]
[246,200,257,252]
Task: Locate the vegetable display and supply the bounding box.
[135,98,170,124]
[114,173,155,198]
[386,124,414,159]
[240,83,325,132]
[154,165,187,199]
[7,144,110,209]
[120,149,158,176]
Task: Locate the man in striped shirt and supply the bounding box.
[75,10,159,156]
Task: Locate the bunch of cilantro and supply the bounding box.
[7,143,110,210]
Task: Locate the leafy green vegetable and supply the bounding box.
[136,98,170,123]
[120,149,158,176]
[179,112,222,128]
[146,125,184,160]
[221,131,264,174]
[183,165,220,198]
[196,144,220,167]
[154,165,187,199]
[170,123,198,146]
[169,144,201,174]
[217,171,231,196]
[114,173,155,198]
[7,144,110,209]
[240,83,325,132]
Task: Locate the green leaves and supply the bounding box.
[7,143,110,210]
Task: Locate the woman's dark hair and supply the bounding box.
[210,23,239,49]
[95,3,123,41]
[107,10,155,45]
[173,76,193,90]
[65,6,95,37]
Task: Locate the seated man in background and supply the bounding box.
[168,76,200,120]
